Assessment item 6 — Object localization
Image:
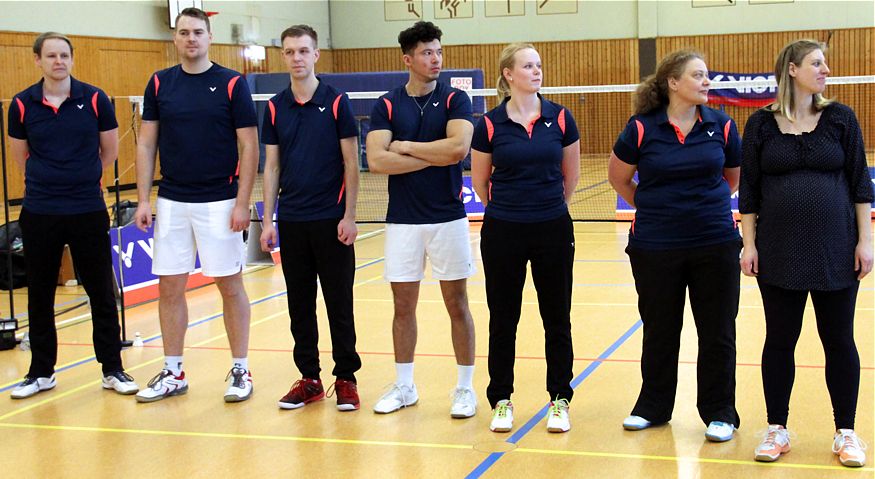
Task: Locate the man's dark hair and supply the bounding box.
[398,21,442,55]
[176,7,211,32]
[281,24,318,48]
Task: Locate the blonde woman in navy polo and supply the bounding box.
[608,50,741,441]
[740,40,873,467]
[471,43,580,434]
[7,32,139,399]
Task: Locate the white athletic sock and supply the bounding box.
[457,364,475,390]
[395,362,414,388]
[232,357,249,371]
[164,356,183,376]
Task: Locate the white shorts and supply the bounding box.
[384,217,475,282]
[152,197,245,277]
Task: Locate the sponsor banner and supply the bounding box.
[708,71,777,108]
[108,223,212,305]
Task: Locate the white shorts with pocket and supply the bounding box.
[384,217,475,282]
[152,197,245,277]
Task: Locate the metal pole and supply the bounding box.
[0,101,17,328]
[111,98,132,347]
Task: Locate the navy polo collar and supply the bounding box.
[492,93,558,123]
[25,76,86,102]
[655,105,717,126]
[284,79,329,108]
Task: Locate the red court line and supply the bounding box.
[58,342,875,370]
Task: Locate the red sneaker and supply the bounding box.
[327,379,360,411]
[277,378,324,409]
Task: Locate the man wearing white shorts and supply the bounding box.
[132,7,259,403]
[366,21,477,418]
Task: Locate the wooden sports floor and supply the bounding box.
[0,220,871,478]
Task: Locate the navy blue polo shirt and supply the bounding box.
[7,77,117,215]
[369,81,473,224]
[142,63,258,203]
[612,105,741,250]
[261,81,358,222]
[471,95,579,222]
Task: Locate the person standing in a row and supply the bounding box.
[471,43,580,434]
[608,49,742,442]
[740,39,873,468]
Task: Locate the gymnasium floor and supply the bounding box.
[0,220,871,478]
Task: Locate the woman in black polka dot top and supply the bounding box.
[739,39,874,468]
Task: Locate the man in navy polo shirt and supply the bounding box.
[366,21,477,418]
[259,25,362,411]
[7,32,139,399]
[133,8,259,403]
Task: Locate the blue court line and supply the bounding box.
[573,180,609,194]
[1,257,386,393]
[465,319,643,479]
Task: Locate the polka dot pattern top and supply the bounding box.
[739,102,874,291]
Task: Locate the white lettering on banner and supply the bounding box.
[461,186,482,205]
[711,74,777,94]
[450,77,473,91]
[113,242,135,268]
[112,239,155,268]
[137,239,154,260]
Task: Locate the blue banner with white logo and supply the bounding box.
[708,71,777,108]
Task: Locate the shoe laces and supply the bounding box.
[381,383,412,403]
[146,370,174,389]
[327,380,357,400]
[289,378,319,395]
[550,398,570,417]
[225,367,247,388]
[108,371,134,382]
[19,377,37,387]
[452,387,473,404]
[759,426,786,448]
[494,400,512,418]
[834,430,868,454]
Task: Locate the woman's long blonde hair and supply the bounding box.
[633,49,704,115]
[767,39,832,121]
[496,42,536,100]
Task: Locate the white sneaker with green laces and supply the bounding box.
[490,399,514,432]
[546,398,571,433]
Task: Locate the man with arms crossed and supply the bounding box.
[366,21,477,418]
[133,7,259,403]
[260,25,363,411]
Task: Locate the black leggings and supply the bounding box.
[758,281,861,429]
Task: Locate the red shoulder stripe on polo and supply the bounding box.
[14,97,25,124]
[383,98,393,121]
[228,76,240,101]
[723,120,731,145]
[268,100,276,126]
[337,180,345,205]
[558,108,567,135]
[91,92,99,118]
[153,75,160,96]
[483,115,494,143]
[635,119,644,148]
[446,91,457,109]
[333,94,342,120]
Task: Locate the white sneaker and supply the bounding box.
[490,399,514,432]
[224,367,253,403]
[11,375,56,399]
[546,398,571,433]
[833,429,867,467]
[450,387,477,418]
[135,369,188,403]
[623,415,652,431]
[705,421,736,442]
[373,383,418,414]
[754,425,791,462]
[102,370,139,395]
